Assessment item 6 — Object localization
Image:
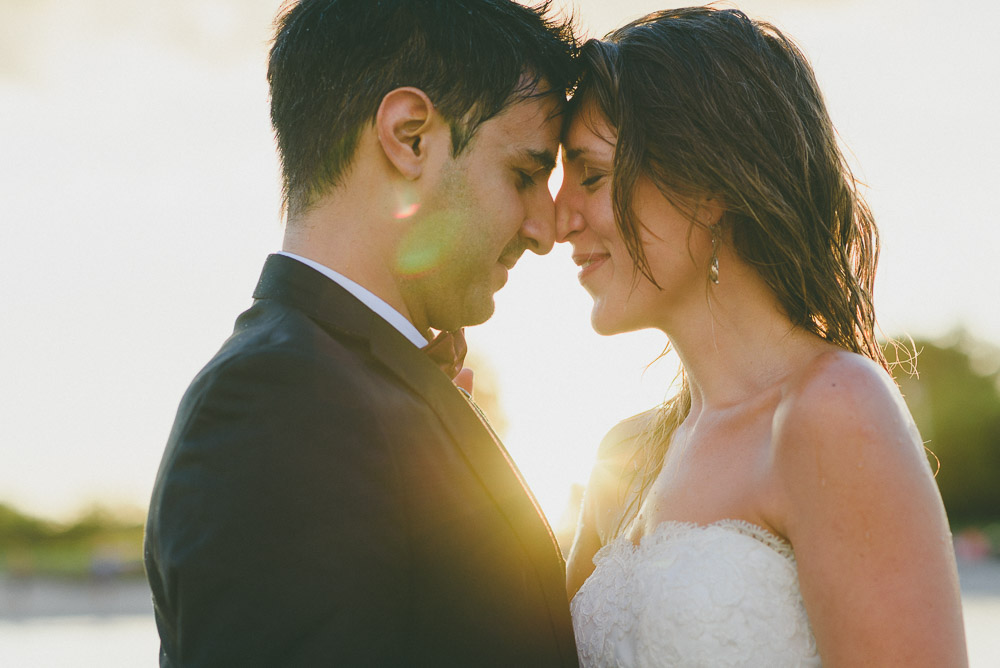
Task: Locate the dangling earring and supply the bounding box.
[708,225,720,285]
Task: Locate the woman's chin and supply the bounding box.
[590,306,628,336]
[590,299,656,336]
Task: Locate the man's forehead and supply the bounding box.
[490,96,562,147]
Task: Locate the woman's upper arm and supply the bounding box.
[775,355,967,667]
[566,485,601,600]
[566,410,656,599]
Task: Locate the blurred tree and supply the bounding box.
[0,503,145,577]
[887,330,1000,526]
[0,503,56,545]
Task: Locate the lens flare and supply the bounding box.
[394,202,420,219]
[395,212,462,277]
[393,185,420,220]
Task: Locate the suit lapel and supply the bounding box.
[364,317,576,661]
[253,255,575,659]
[367,318,563,554]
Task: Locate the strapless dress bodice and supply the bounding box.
[571,519,821,667]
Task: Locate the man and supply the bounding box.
[144,0,579,665]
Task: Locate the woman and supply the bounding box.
[557,7,967,666]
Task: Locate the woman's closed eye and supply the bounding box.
[581,169,607,190]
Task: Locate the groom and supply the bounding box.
[143,0,579,665]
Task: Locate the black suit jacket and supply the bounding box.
[144,254,578,667]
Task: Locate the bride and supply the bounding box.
[557,7,967,666]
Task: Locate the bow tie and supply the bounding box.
[422,328,467,380]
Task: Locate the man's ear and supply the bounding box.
[376,87,437,180]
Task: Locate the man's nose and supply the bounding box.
[521,192,556,255]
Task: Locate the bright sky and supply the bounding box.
[2,0,998,523]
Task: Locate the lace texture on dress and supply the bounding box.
[571,520,821,667]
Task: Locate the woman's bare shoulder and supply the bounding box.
[774,349,919,459]
[769,353,965,664]
[770,347,936,535]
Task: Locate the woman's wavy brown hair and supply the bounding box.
[572,7,889,537]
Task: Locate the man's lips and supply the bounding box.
[573,252,610,280]
[499,248,524,271]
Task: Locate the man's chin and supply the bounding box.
[431,296,495,332]
[462,298,496,328]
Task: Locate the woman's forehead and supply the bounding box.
[563,100,616,157]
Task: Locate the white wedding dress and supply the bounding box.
[571,519,822,667]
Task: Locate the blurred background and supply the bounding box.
[2,0,998,664]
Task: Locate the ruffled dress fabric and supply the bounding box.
[571,520,821,667]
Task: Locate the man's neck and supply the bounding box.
[283,194,411,310]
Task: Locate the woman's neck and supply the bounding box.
[660,263,829,414]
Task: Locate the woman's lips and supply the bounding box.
[573,253,610,282]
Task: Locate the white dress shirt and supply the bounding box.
[277,251,428,348]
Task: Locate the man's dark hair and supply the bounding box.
[268,0,578,217]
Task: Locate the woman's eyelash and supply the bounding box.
[581,173,604,187]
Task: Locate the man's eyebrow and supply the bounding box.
[515,148,557,172]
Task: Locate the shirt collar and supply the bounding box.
[277,251,429,348]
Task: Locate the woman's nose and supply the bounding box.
[555,183,585,243]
